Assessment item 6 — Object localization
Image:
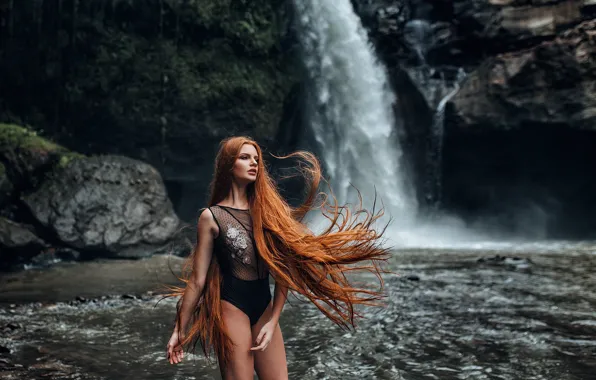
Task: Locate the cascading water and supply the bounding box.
[291,0,416,226]
[426,68,466,208]
[291,1,516,247]
[290,2,594,250]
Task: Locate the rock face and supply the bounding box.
[450,19,596,131]
[23,155,180,258]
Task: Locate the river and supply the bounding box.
[0,248,595,379]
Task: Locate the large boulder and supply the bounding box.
[449,19,596,131]
[21,155,180,258]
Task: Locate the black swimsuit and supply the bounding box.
[208,205,271,325]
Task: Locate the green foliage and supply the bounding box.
[0,123,64,153]
[0,0,295,164]
[57,152,84,168]
[0,123,84,163]
[171,0,280,54]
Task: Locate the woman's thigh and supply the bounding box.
[219,300,255,380]
[251,303,289,380]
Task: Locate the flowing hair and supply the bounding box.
[159,136,392,365]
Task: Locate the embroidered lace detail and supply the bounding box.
[226,225,251,264]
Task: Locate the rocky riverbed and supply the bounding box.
[0,247,594,380]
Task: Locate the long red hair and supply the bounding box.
[160,136,391,365]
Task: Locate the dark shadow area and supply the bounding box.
[441,123,596,239]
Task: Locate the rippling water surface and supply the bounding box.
[1,247,595,379]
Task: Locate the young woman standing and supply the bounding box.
[164,136,390,379]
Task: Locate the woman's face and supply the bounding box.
[232,144,259,184]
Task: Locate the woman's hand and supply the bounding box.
[250,321,275,352]
[166,330,185,364]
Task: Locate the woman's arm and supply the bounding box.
[251,280,288,351]
[175,208,217,336]
[269,281,288,326]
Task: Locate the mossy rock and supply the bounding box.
[0,123,84,185]
[0,123,64,153]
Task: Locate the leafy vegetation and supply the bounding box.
[0,0,294,160]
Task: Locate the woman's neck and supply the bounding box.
[219,182,249,209]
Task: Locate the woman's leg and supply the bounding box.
[219,300,255,380]
[252,303,289,380]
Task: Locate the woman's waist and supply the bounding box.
[220,272,270,292]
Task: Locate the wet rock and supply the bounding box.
[29,359,73,372]
[477,255,533,273]
[54,247,81,261]
[570,320,596,334]
[406,274,421,281]
[451,0,584,41]
[22,155,180,258]
[1,322,21,332]
[0,217,47,268]
[450,19,596,131]
[0,217,45,249]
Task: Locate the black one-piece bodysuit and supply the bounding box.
[208,205,271,325]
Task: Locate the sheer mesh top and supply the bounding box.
[209,205,269,280]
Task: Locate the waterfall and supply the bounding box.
[427,68,466,208]
[291,1,494,247]
[289,3,570,248]
[291,0,416,225]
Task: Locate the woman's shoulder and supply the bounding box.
[198,207,215,221]
[197,208,220,238]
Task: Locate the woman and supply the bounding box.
[163,136,390,379]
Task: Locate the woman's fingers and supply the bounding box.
[167,345,172,363]
[256,330,265,345]
[166,345,184,364]
[250,333,271,351]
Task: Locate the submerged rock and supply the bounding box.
[477,255,533,273]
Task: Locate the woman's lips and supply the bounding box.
[248,170,257,175]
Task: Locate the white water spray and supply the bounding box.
[291,0,416,226]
